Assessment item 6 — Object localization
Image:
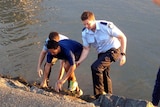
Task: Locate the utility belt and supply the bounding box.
[106,48,120,54]
[98,48,120,62]
[99,48,120,54]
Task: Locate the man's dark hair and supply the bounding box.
[47,40,59,49]
[49,32,59,40]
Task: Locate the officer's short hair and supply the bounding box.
[81,11,95,21]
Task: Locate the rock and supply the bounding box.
[0,76,154,107]
[0,76,95,107]
[92,94,154,107]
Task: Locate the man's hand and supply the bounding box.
[55,80,63,92]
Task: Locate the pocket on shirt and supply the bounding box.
[86,35,95,43]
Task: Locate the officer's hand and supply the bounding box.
[76,61,80,67]
[119,55,126,66]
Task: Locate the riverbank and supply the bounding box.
[0,75,95,107]
[0,75,154,107]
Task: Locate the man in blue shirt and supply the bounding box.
[77,11,127,99]
[44,39,83,96]
[37,32,68,88]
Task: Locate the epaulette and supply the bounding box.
[82,27,86,31]
[100,22,108,26]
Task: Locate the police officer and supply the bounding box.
[76,11,127,99]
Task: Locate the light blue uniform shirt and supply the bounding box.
[82,20,121,53]
[43,34,68,51]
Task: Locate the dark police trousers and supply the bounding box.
[91,48,120,98]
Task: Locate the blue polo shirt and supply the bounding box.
[47,39,83,65]
[82,20,121,53]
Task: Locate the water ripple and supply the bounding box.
[0,0,43,46]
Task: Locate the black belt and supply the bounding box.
[98,48,120,55]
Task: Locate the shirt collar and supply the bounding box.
[95,21,100,30]
[86,21,100,33]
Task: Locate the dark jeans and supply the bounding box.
[91,48,120,98]
[152,67,160,106]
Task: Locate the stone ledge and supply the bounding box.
[93,94,154,107]
[0,75,154,107]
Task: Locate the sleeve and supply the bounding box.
[59,34,69,40]
[107,22,123,37]
[46,53,54,63]
[66,51,75,66]
[82,32,90,47]
[42,45,47,51]
[42,38,49,51]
